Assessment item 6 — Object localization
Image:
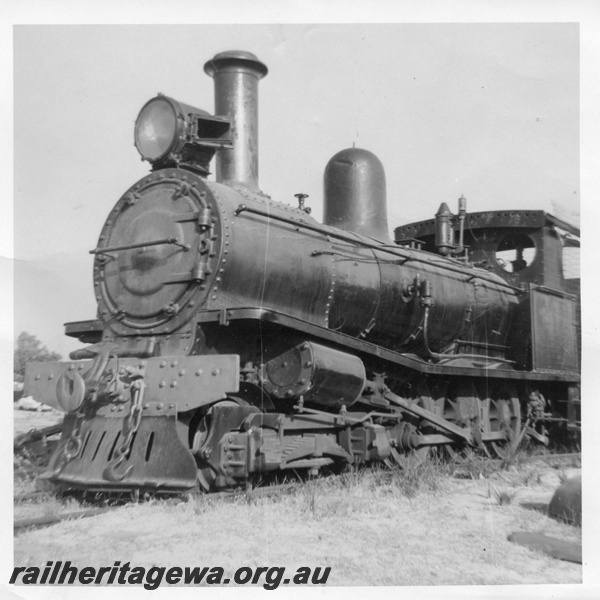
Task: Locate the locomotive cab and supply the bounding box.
[395,209,581,426]
[394,209,580,291]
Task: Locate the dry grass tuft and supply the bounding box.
[391,453,449,497]
[490,486,518,506]
[452,451,501,480]
[499,448,527,471]
[520,468,542,487]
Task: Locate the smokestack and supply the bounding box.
[204,50,268,191]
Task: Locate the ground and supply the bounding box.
[14,406,62,435]
[13,408,582,587]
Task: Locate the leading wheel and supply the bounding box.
[412,379,448,460]
[483,383,521,459]
[188,399,240,492]
[440,380,485,460]
[386,379,447,467]
[184,384,269,492]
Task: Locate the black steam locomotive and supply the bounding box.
[24,51,580,493]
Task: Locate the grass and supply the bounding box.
[519,468,542,487]
[11,443,558,523]
[14,455,582,587]
[300,483,318,515]
[489,486,518,506]
[391,452,450,497]
[188,454,455,522]
[14,440,97,526]
[13,406,582,585]
[14,447,53,498]
[331,453,451,501]
[451,449,504,480]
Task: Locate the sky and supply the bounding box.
[12,22,581,356]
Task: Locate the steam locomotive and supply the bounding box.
[24,51,580,493]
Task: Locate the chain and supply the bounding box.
[103,379,146,482]
[48,409,84,478]
[63,412,84,461]
[48,343,120,479]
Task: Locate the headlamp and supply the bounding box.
[134,95,232,172]
[135,96,182,162]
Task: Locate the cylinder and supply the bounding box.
[261,341,366,408]
[323,147,389,241]
[204,51,268,191]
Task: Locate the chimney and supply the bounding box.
[204,50,268,192]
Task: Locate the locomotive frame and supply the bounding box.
[23,49,580,494]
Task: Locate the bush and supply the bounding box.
[14,332,61,380]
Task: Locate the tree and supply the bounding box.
[14,331,62,381]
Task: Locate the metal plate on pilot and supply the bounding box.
[25,354,240,412]
[24,361,94,410]
[142,354,240,410]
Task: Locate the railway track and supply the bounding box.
[452,451,581,469]
[14,450,580,533]
[513,452,581,464]
[13,482,299,532]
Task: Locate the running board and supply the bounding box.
[195,308,580,382]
